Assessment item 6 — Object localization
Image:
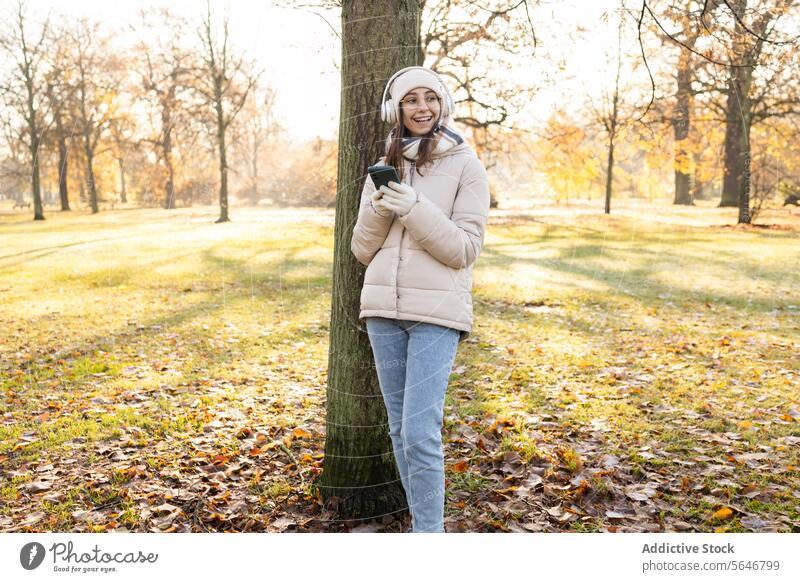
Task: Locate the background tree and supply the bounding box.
[638,0,799,221]
[133,8,194,210]
[0,0,51,220]
[67,17,119,214]
[717,0,790,222]
[586,2,642,214]
[194,0,260,223]
[535,109,602,203]
[43,25,78,212]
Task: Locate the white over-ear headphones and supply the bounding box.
[380,66,455,126]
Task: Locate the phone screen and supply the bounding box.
[367,164,401,195]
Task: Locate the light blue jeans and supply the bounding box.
[365,316,460,533]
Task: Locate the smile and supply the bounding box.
[414,116,432,122]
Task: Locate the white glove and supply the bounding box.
[379,181,418,216]
[370,190,393,217]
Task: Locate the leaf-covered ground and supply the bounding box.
[1,203,798,533]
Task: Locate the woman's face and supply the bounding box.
[400,87,441,137]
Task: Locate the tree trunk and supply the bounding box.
[84,137,99,214]
[604,134,614,214]
[164,153,176,209]
[250,138,259,205]
[604,14,622,216]
[77,161,86,204]
[719,0,763,221]
[673,48,693,205]
[214,87,229,223]
[738,121,752,223]
[58,131,70,211]
[720,74,745,208]
[319,0,420,523]
[29,133,44,220]
[163,99,176,210]
[117,156,127,203]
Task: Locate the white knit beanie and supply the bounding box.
[389,68,445,125]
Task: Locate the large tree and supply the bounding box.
[0,0,50,220]
[43,27,77,213]
[133,8,193,210]
[68,17,118,214]
[638,0,798,222]
[194,0,259,223]
[319,0,420,523]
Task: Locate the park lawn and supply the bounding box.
[0,203,798,533]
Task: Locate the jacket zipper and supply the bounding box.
[396,160,413,303]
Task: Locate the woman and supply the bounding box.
[350,66,490,533]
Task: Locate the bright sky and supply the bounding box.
[14,0,656,142]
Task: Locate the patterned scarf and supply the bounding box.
[384,114,465,161]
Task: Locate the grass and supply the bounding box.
[1,201,798,532]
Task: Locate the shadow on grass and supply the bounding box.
[15,246,334,378]
[479,240,794,314]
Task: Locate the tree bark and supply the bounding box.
[24,54,44,220]
[83,132,99,214]
[673,45,693,205]
[214,89,229,223]
[56,121,70,211]
[720,72,748,208]
[162,90,177,210]
[719,0,771,224]
[117,156,127,204]
[604,133,614,214]
[319,0,420,523]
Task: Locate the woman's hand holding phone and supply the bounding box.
[379,182,418,216]
[370,190,393,216]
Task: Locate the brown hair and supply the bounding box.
[384,99,442,183]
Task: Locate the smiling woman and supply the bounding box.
[400,88,442,137]
[350,66,491,533]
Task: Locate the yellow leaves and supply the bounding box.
[495,485,519,495]
[280,427,312,448]
[292,427,312,439]
[737,420,753,429]
[556,446,583,474]
[711,507,734,521]
[487,417,516,435]
[508,366,531,385]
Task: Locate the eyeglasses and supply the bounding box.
[400,95,440,109]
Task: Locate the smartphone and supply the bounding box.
[367,164,401,197]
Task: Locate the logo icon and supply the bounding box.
[20,542,46,570]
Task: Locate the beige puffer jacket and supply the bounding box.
[350,142,490,342]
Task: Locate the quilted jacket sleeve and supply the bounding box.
[350,170,394,266]
[397,156,490,269]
